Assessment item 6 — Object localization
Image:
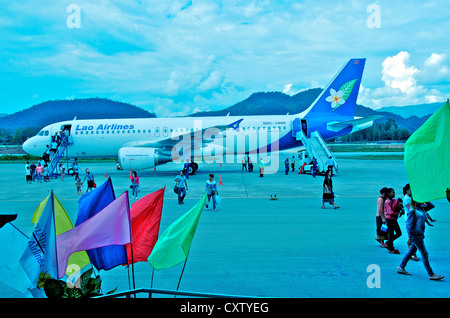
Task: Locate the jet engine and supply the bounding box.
[118,147,172,171]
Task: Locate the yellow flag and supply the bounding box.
[32,194,91,276]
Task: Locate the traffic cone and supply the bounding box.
[105,170,107,178]
[219,175,223,185]
[154,167,156,171]
[299,163,306,174]
[220,163,222,167]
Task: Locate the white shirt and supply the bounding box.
[401,194,412,223]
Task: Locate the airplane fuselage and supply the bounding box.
[22,58,375,171]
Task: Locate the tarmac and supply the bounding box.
[0,154,449,298]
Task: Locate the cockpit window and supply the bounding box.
[37,130,49,137]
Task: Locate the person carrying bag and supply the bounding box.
[205,174,219,211]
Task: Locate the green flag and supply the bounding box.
[148,193,207,270]
[404,100,450,203]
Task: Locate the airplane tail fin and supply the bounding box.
[304,58,365,120]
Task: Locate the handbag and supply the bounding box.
[422,202,435,212]
[174,183,179,194]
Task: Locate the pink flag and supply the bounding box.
[56,192,131,278]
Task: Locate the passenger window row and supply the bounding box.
[72,125,288,136]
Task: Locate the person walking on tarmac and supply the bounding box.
[376,187,389,248]
[82,168,95,193]
[259,157,265,177]
[248,156,253,172]
[73,162,80,181]
[397,200,444,280]
[284,157,290,175]
[183,159,190,179]
[242,156,247,171]
[130,170,140,199]
[291,155,296,172]
[175,170,188,204]
[312,157,318,178]
[205,174,218,211]
[384,188,403,254]
[30,162,36,182]
[326,156,336,176]
[321,170,339,209]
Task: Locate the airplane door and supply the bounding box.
[163,126,169,137]
[292,118,301,137]
[292,118,308,137]
[301,119,308,136]
[61,124,72,135]
[155,127,160,137]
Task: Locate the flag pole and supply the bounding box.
[150,268,154,288]
[127,265,131,290]
[51,190,59,279]
[126,191,136,292]
[130,244,136,291]
[175,255,189,298]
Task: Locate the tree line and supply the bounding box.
[0,127,40,144]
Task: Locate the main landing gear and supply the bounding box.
[189,161,199,175]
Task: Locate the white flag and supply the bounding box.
[0,223,32,293]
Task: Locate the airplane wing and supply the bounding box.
[135,118,244,150]
[327,115,383,131]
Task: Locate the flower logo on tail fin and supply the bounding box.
[325,89,345,109]
[325,79,358,111]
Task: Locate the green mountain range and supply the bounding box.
[190,88,433,132]
[0,98,156,130]
[0,91,439,134]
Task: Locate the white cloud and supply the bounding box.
[381,51,419,94]
[282,84,293,95]
[197,70,224,91]
[419,53,450,84]
[359,51,447,108]
[2,1,450,116]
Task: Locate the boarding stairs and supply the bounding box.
[296,130,338,174]
[48,137,70,178]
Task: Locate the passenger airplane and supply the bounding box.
[22,58,381,173]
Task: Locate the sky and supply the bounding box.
[0,0,449,117]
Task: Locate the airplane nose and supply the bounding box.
[22,138,35,155]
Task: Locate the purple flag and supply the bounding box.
[56,192,131,278]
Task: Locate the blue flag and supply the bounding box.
[75,178,127,270]
[20,193,58,287]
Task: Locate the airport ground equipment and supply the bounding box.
[48,137,71,178]
[296,130,338,175]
